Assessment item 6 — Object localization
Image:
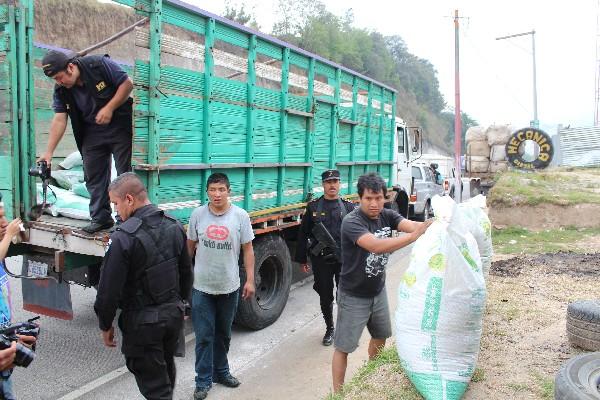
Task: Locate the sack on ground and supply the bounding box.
[396,195,487,400]
[458,195,493,277]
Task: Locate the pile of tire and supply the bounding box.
[554,300,600,399]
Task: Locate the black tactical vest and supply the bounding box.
[55,54,133,152]
[118,211,184,310]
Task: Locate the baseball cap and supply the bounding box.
[321,169,340,181]
[41,50,73,77]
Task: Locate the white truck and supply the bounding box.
[416,154,481,202]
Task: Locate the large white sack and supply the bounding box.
[486,125,512,146]
[59,151,83,170]
[467,140,490,158]
[465,126,486,143]
[396,195,486,400]
[489,144,506,162]
[465,156,489,173]
[458,195,493,277]
[489,161,508,173]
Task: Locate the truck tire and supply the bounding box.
[567,300,600,351]
[554,352,600,399]
[235,234,292,330]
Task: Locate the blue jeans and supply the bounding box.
[0,374,15,400]
[191,288,239,390]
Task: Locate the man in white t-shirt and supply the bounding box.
[187,173,255,400]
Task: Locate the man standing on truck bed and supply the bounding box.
[94,173,192,399]
[295,169,355,346]
[332,172,432,393]
[187,173,255,400]
[39,50,134,234]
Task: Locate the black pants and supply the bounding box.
[119,303,184,400]
[311,256,341,327]
[82,125,132,223]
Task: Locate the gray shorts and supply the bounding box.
[333,287,392,354]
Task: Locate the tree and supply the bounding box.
[223,1,260,30]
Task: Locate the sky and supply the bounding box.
[177,0,599,134]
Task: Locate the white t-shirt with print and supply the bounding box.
[187,204,254,295]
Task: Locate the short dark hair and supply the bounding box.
[108,172,148,200]
[357,172,387,198]
[207,172,230,189]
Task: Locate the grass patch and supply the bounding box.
[325,346,422,400]
[507,382,531,392]
[472,368,485,382]
[532,373,554,399]
[492,226,600,254]
[488,167,600,207]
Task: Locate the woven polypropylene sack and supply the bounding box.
[465,126,486,143]
[489,144,507,162]
[486,125,512,146]
[489,161,508,173]
[396,195,487,400]
[467,141,490,158]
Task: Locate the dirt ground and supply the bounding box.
[489,203,600,230]
[463,250,599,399]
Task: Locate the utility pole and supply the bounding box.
[496,30,538,128]
[454,10,462,203]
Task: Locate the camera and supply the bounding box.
[0,317,40,368]
[28,160,51,181]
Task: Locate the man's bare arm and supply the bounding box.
[356,219,433,254]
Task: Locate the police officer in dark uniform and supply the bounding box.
[94,173,192,400]
[295,169,354,346]
[40,50,134,233]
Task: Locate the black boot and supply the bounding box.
[321,302,334,346]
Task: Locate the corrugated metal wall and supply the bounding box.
[558,125,600,167]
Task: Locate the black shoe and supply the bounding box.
[81,220,114,234]
[322,327,334,346]
[193,386,210,400]
[214,374,241,388]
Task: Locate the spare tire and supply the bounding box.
[567,300,600,351]
[554,352,600,399]
[234,234,292,330]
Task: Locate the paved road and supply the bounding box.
[5,244,412,400]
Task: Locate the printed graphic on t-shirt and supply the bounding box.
[0,262,11,328]
[202,225,232,250]
[365,227,392,278]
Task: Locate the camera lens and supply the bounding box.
[14,343,34,368]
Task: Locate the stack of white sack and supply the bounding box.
[395,195,488,400]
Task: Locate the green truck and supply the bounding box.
[0,0,420,329]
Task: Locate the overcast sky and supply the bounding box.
[178,0,598,134]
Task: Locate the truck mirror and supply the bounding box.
[408,127,422,153]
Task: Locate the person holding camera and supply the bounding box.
[0,194,37,399]
[39,50,134,234]
[294,170,355,346]
[94,173,192,399]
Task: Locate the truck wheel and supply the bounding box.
[235,234,292,330]
[554,352,600,399]
[567,300,600,351]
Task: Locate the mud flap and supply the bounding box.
[21,254,73,320]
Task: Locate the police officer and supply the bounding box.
[94,173,192,400]
[295,170,354,346]
[39,50,134,233]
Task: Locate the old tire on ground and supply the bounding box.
[554,352,600,399]
[505,127,554,170]
[235,234,292,330]
[567,300,600,351]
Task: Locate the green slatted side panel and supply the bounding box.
[126,0,397,216]
[0,8,13,217]
[284,115,308,163]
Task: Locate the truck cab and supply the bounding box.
[409,162,443,220]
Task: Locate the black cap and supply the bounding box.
[321,169,340,181]
[41,50,73,77]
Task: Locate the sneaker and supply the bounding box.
[81,220,114,234]
[193,386,210,400]
[322,327,334,346]
[214,374,241,388]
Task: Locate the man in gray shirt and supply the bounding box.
[187,173,255,400]
[332,172,432,393]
